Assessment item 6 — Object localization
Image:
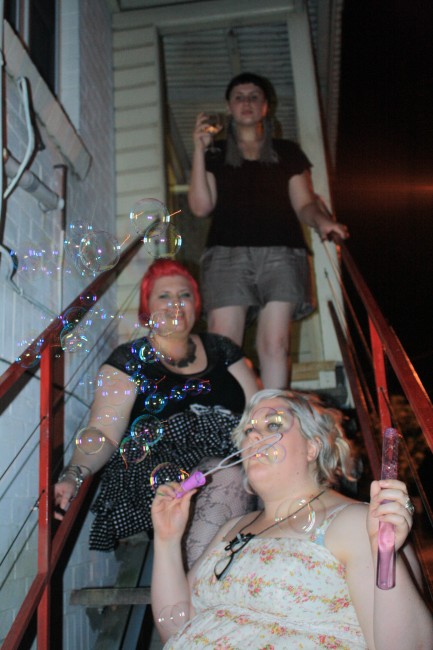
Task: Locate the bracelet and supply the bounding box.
[57,464,91,498]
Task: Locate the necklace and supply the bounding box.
[214,489,326,580]
[162,336,197,368]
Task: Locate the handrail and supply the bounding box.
[328,300,382,478]
[341,244,433,454]
[0,234,144,650]
[336,242,433,601]
[0,235,143,406]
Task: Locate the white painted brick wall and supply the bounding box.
[0,1,122,647]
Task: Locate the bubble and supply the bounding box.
[144,392,168,414]
[134,375,158,395]
[79,292,98,307]
[79,230,120,273]
[64,222,93,262]
[198,380,211,395]
[62,306,87,328]
[15,334,44,368]
[150,463,189,490]
[255,442,287,465]
[83,305,114,327]
[249,407,294,438]
[125,359,144,374]
[130,338,157,363]
[169,385,186,401]
[130,414,164,447]
[60,324,90,354]
[76,426,106,454]
[157,602,190,629]
[148,308,180,337]
[94,406,123,428]
[119,434,149,467]
[142,221,182,259]
[129,198,169,235]
[97,369,136,405]
[274,495,326,535]
[18,244,49,273]
[183,379,203,396]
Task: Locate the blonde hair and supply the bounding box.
[232,389,357,487]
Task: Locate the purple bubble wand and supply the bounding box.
[376,427,399,590]
[175,433,283,498]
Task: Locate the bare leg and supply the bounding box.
[256,301,295,389]
[207,305,248,347]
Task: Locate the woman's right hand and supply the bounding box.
[192,112,214,151]
[53,479,76,520]
[151,482,197,542]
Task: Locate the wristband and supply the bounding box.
[57,464,91,498]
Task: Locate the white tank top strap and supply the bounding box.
[311,503,352,546]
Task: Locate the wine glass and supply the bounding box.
[203,113,223,153]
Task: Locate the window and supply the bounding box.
[5,0,57,94]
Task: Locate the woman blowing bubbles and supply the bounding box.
[151,390,433,649]
[188,73,349,388]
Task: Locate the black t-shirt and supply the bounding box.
[205,139,311,248]
[104,331,246,424]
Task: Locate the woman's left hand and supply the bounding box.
[316,220,349,242]
[367,480,414,552]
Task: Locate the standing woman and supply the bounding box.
[188,72,349,388]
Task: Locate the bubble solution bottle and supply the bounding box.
[376,427,399,590]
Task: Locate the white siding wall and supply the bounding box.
[112,14,167,340]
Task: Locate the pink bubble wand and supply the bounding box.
[175,433,283,498]
[376,427,399,590]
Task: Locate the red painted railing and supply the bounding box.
[341,245,433,456]
[0,235,143,650]
[1,238,432,648]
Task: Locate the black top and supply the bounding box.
[104,331,246,423]
[89,332,247,550]
[205,139,311,248]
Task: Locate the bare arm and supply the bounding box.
[53,364,136,518]
[188,112,218,217]
[228,357,261,402]
[152,485,246,643]
[331,481,433,650]
[151,483,197,642]
[289,170,349,241]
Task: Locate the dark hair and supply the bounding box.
[225,72,273,103]
[139,259,201,324]
[224,72,278,167]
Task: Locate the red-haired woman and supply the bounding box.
[54,259,259,565]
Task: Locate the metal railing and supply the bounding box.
[1,238,432,647]
[0,235,143,650]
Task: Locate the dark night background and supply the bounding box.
[335,0,433,397]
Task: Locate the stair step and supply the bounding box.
[70,533,152,649]
[70,586,151,606]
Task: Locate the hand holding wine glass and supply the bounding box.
[203,113,223,153]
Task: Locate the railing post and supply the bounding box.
[37,341,57,649]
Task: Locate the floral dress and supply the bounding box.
[164,508,368,649]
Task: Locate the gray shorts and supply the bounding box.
[200,246,315,321]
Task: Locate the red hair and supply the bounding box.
[139,259,201,324]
